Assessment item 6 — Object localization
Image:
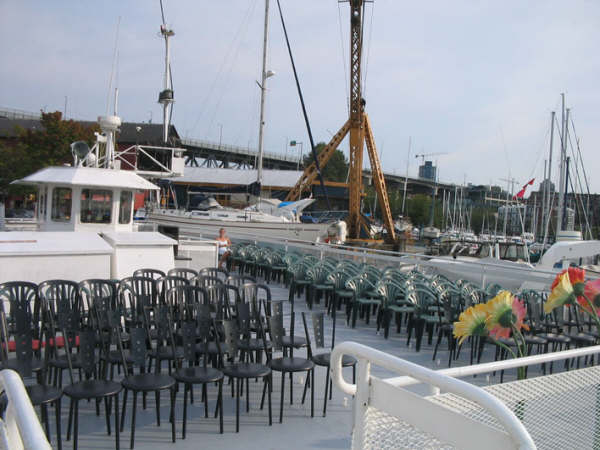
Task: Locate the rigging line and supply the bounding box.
[106,16,121,117]
[189,1,257,135]
[337,2,349,115]
[204,4,256,139]
[362,1,374,98]
[276,0,331,210]
[567,164,592,239]
[569,115,592,199]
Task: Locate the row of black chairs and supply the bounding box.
[0,271,354,449]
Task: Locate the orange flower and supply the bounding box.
[485,292,529,339]
[552,267,585,297]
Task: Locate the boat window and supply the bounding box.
[51,187,72,222]
[80,189,112,224]
[118,191,133,224]
[38,186,47,220]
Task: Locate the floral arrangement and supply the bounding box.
[543,267,600,332]
[453,267,600,380]
[453,290,530,378]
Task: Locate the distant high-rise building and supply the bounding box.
[418,161,436,181]
[539,179,555,193]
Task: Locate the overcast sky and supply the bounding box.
[1,1,599,193]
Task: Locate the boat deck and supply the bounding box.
[26,283,540,450]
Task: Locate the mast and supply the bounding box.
[256,0,271,192]
[556,95,567,233]
[158,15,175,144]
[542,111,555,246]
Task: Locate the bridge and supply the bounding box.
[181,137,301,170]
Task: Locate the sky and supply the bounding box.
[1,1,599,193]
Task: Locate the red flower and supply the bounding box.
[580,279,600,317]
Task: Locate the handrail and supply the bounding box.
[331,342,536,449]
[0,369,51,450]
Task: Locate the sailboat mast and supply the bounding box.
[557,94,567,233]
[256,0,271,191]
[542,111,555,246]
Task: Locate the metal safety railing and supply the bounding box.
[0,369,51,450]
[332,342,600,450]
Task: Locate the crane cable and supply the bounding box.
[275,0,331,209]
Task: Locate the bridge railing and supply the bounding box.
[181,137,301,164]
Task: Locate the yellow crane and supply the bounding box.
[285,0,395,242]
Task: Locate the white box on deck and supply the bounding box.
[0,232,112,283]
[100,231,177,279]
[176,239,219,271]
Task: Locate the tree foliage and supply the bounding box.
[302,142,348,182]
[0,111,98,196]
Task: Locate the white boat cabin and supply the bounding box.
[12,166,157,233]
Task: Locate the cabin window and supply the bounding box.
[119,191,133,224]
[80,189,112,224]
[38,187,47,220]
[51,187,72,222]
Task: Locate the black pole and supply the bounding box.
[276,0,331,210]
[562,157,570,230]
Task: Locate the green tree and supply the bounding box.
[302,142,348,182]
[0,111,98,196]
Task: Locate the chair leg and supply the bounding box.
[130,391,138,450]
[323,368,330,417]
[120,389,128,433]
[182,384,188,439]
[279,371,285,423]
[55,398,62,450]
[41,403,50,440]
[114,393,120,450]
[67,398,73,441]
[203,383,208,418]
[235,378,240,433]
[73,400,79,450]
[218,380,224,434]
[267,375,272,426]
[170,388,176,443]
[155,390,161,426]
[310,369,314,418]
[104,397,111,435]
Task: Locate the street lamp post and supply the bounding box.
[290,140,303,170]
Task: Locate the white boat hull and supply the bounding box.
[147,211,332,243]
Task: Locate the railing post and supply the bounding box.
[352,358,371,450]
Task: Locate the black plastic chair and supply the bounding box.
[0,307,63,449]
[132,268,166,281]
[268,311,314,423]
[199,267,229,281]
[62,326,122,450]
[167,268,198,282]
[173,306,224,437]
[119,323,176,448]
[219,319,272,432]
[302,311,356,417]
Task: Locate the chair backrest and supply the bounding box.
[167,268,198,281]
[0,282,39,336]
[168,285,208,319]
[268,312,285,352]
[156,276,189,304]
[196,275,223,289]
[311,312,325,350]
[129,326,149,370]
[221,320,239,358]
[78,279,116,328]
[118,276,158,326]
[133,268,166,280]
[199,267,229,281]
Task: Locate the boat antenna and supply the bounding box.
[158,0,175,144]
[275,0,330,209]
[106,16,121,117]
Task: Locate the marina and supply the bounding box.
[2,1,600,449]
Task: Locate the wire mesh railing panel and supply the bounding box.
[428,365,600,450]
[357,406,455,450]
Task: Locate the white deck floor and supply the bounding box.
[30,282,546,450]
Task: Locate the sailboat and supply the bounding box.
[146,0,343,243]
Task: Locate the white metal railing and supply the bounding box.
[332,342,600,450]
[0,369,51,450]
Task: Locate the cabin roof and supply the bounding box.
[12,166,159,191]
[173,167,304,188]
